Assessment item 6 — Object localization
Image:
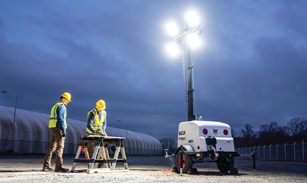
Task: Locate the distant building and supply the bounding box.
[0,105,162,155]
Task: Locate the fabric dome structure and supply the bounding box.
[0,105,162,155]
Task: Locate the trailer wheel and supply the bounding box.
[216,157,234,173]
[175,151,192,173]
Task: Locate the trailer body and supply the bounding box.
[174,120,239,173]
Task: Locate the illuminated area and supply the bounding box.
[0,106,162,155]
[165,21,180,37]
[165,42,180,57]
[186,33,202,49]
[165,10,202,58]
[185,10,200,28]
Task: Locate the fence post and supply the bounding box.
[20,139,23,154]
[254,146,256,159]
[248,147,252,157]
[269,144,272,160]
[276,143,279,160]
[258,145,260,159]
[263,145,266,159]
[284,142,287,160]
[302,139,305,161]
[293,141,296,161]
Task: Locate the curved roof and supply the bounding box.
[0,105,162,155]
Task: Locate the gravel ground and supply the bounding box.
[0,155,306,182]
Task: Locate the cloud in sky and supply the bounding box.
[1,0,307,140]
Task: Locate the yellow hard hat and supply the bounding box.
[61,92,71,102]
[96,100,105,109]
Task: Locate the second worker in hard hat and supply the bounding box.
[85,100,107,161]
[86,100,107,136]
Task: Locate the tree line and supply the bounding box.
[234,117,307,148]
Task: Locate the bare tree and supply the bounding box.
[240,124,256,147]
[258,122,289,145]
[287,118,307,141]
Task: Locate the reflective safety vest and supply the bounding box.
[49,102,67,129]
[86,108,106,134]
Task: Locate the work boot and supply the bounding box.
[42,167,54,171]
[55,167,70,172]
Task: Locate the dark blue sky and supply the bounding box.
[1,0,307,140]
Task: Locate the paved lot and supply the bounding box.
[0,155,306,182]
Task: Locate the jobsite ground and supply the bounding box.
[0,155,306,183]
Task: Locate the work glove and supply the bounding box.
[101,131,107,136]
[95,129,102,135]
[95,129,107,136]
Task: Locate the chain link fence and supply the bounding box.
[236,140,306,162]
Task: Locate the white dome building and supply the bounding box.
[0,105,162,155]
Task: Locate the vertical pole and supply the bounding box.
[263,145,266,159]
[276,144,279,160]
[180,148,183,176]
[187,47,194,121]
[284,143,287,160]
[302,139,305,161]
[294,142,296,161]
[251,149,255,172]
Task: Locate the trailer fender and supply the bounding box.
[175,144,195,155]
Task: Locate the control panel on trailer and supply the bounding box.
[172,120,239,173]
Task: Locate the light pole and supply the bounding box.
[1,91,17,139]
[165,11,202,121]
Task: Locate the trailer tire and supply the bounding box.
[175,151,192,173]
[216,157,234,173]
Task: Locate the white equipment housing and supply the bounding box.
[177,121,235,153]
[172,120,239,174]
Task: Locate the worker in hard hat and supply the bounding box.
[85,100,107,159]
[86,99,107,136]
[43,92,71,172]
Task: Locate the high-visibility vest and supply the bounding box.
[86,108,106,134]
[49,102,67,129]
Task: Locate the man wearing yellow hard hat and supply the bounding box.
[43,92,71,172]
[85,100,107,159]
[86,99,107,136]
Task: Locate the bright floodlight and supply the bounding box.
[185,11,200,27]
[165,42,180,57]
[166,21,180,37]
[186,34,202,49]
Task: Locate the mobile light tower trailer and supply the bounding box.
[165,11,239,174]
[174,120,239,173]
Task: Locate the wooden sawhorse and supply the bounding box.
[71,136,128,172]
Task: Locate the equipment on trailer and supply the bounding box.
[168,120,239,174]
[165,17,239,173]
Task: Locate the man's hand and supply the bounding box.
[101,131,107,136]
[95,129,102,135]
[94,129,107,136]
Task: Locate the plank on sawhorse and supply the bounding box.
[71,136,129,172]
